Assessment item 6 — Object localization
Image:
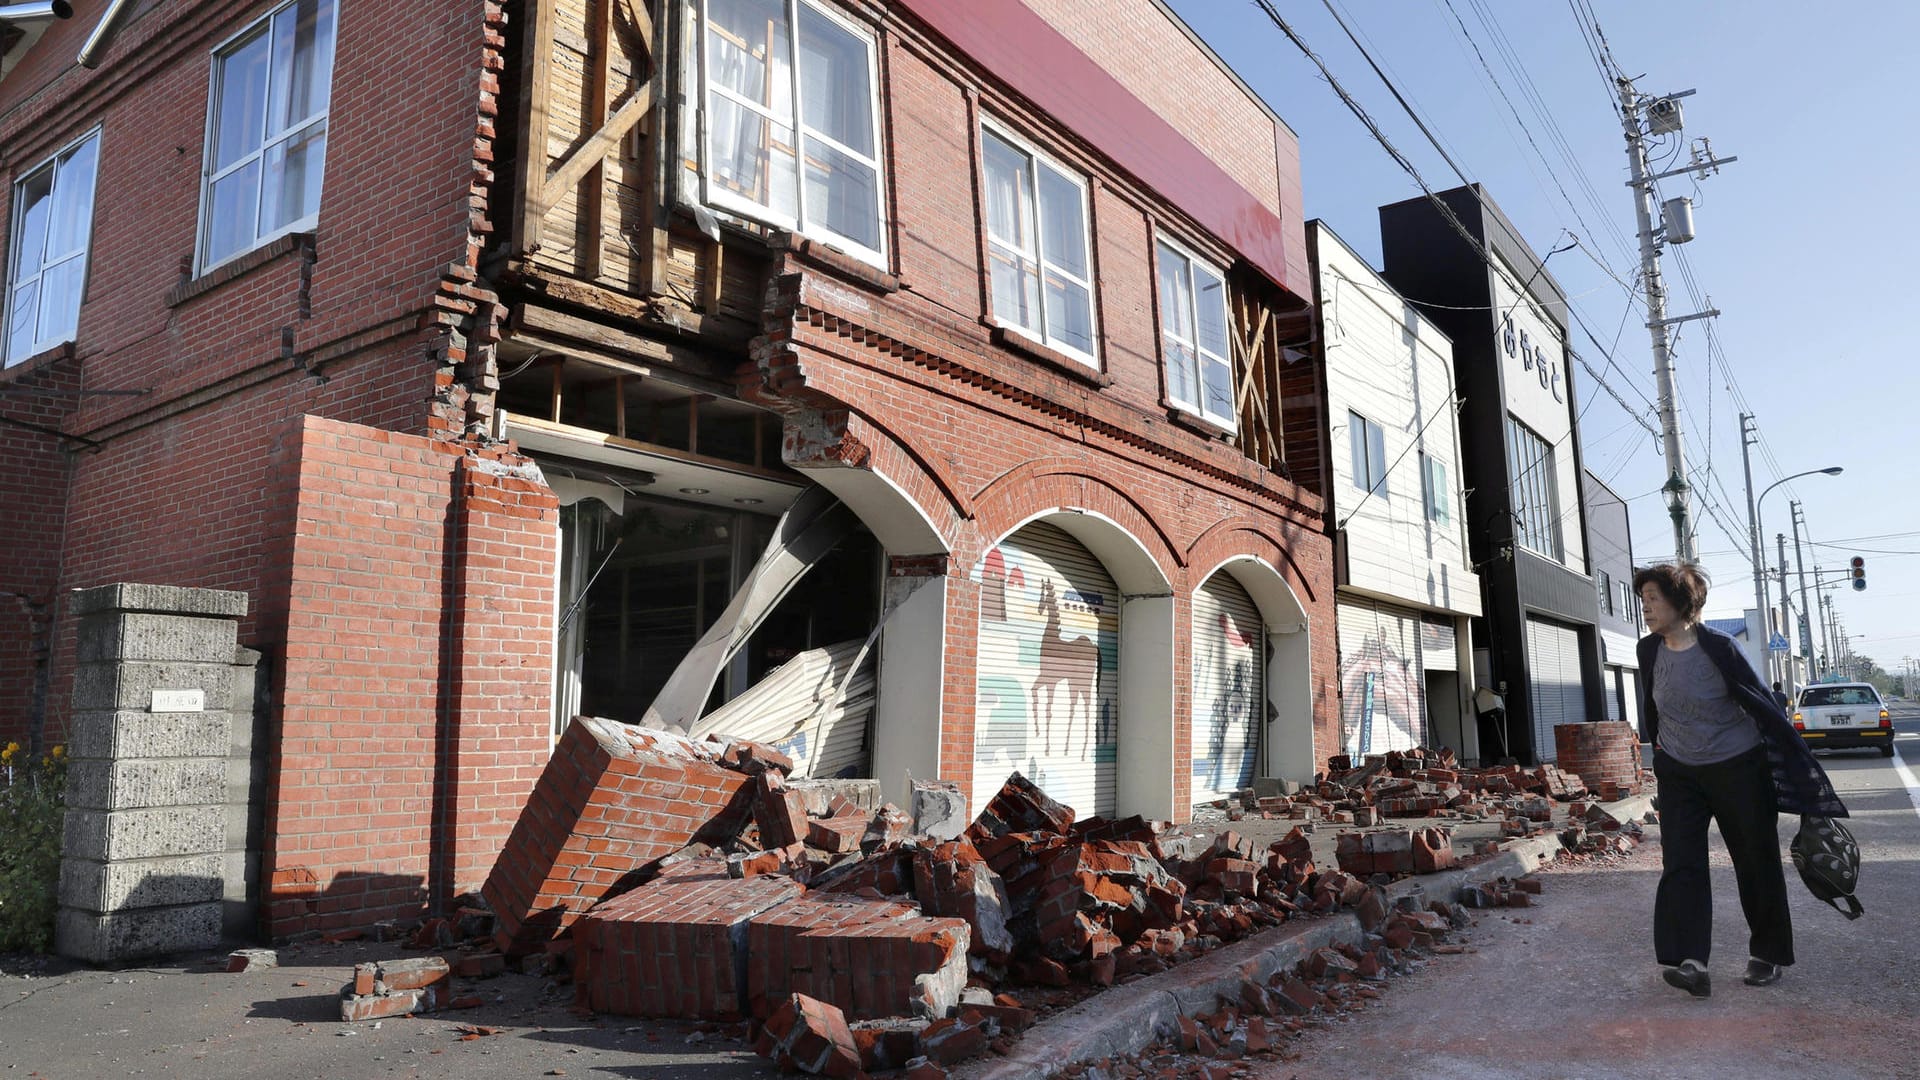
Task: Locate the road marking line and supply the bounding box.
[1889,737,1920,821]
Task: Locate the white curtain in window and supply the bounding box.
[6,134,100,364]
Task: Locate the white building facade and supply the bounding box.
[1310,222,1483,762]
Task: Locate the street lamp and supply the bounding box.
[1739,435,1842,683]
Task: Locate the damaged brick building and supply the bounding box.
[0,0,1335,937]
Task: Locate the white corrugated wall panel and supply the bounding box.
[700,639,875,779]
[1337,597,1427,757]
[975,522,1119,818]
[1191,573,1263,805]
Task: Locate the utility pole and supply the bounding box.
[1776,533,1793,690]
[1821,592,1837,677]
[1740,413,1768,675]
[1791,501,1812,674]
[1619,81,1735,561]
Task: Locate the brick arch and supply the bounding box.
[781,407,966,556]
[1184,518,1319,608]
[1182,518,1327,789]
[967,458,1180,586]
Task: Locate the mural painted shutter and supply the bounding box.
[1525,616,1586,761]
[1190,573,1263,805]
[1336,597,1427,757]
[1420,616,1457,670]
[974,522,1119,818]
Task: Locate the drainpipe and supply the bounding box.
[75,0,135,68]
[0,1,71,24]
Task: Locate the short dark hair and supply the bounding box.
[1633,563,1710,622]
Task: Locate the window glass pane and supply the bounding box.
[801,135,879,250]
[1434,460,1448,523]
[796,3,872,157]
[1164,339,1198,407]
[205,160,263,267]
[6,282,38,361]
[1200,354,1234,422]
[988,247,1039,332]
[214,32,272,171]
[260,122,326,233]
[709,95,797,214]
[12,169,53,277]
[1367,420,1386,495]
[1156,244,1192,342]
[45,137,99,260]
[34,256,84,345]
[1193,263,1229,359]
[1044,275,1093,356]
[981,133,1031,250]
[1349,413,1368,491]
[708,0,791,118]
[267,0,335,135]
[1036,165,1087,280]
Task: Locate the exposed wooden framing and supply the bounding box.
[1230,290,1285,473]
[510,272,753,348]
[516,0,558,254]
[635,0,672,296]
[541,84,655,212]
[687,394,700,453]
[579,0,614,279]
[700,241,725,314]
[614,373,627,438]
[549,361,565,423]
[508,411,800,483]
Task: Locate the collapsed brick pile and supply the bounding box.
[469,721,1644,1076]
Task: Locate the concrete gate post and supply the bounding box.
[56,584,247,963]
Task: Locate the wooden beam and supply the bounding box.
[540,84,654,214]
[579,0,615,279]
[516,0,557,254]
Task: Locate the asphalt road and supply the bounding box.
[1260,701,1920,1080]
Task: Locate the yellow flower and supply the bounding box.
[49,745,65,760]
[0,741,18,764]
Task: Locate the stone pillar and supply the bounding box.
[57,584,247,963]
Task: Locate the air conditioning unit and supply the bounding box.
[1648,96,1685,135]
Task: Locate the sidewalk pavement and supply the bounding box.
[0,792,1654,1080]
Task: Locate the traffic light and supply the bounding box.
[1851,555,1867,592]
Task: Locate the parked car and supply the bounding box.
[1792,683,1895,757]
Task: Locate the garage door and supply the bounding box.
[1191,572,1263,805]
[975,521,1118,818]
[1525,616,1587,762]
[1337,597,1427,757]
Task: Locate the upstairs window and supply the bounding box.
[980,122,1096,364]
[5,130,100,366]
[198,0,337,274]
[1504,413,1562,559]
[1349,411,1387,499]
[1597,569,1613,615]
[698,0,885,266]
[1420,452,1449,524]
[1156,237,1234,430]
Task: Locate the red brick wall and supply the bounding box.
[267,415,555,938]
[0,352,79,748]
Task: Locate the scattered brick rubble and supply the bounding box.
[314,719,1651,1072]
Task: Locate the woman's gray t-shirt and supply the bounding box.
[1652,641,1763,765]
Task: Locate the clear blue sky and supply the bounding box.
[1167,0,1920,674]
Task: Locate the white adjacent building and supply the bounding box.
[1308,222,1483,761]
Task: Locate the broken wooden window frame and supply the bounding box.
[4,126,100,367]
[194,0,338,277]
[690,0,888,270]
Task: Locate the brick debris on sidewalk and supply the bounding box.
[295,716,1654,1078]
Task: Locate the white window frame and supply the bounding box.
[1155,233,1236,431]
[1349,410,1387,499]
[978,118,1098,367]
[694,0,888,269]
[4,127,102,367]
[1420,452,1448,524]
[194,0,339,277]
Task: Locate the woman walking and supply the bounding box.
[1635,563,1847,997]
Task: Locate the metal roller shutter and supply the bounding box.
[1525,616,1586,761]
[1336,598,1427,757]
[1191,573,1263,805]
[975,522,1119,818]
[1421,616,1457,670]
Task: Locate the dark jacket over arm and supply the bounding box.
[1639,625,1848,818]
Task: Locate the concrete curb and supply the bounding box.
[959,790,1656,1079]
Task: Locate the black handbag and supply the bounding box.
[1790,815,1864,920]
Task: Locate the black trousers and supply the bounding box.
[1653,745,1795,967]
